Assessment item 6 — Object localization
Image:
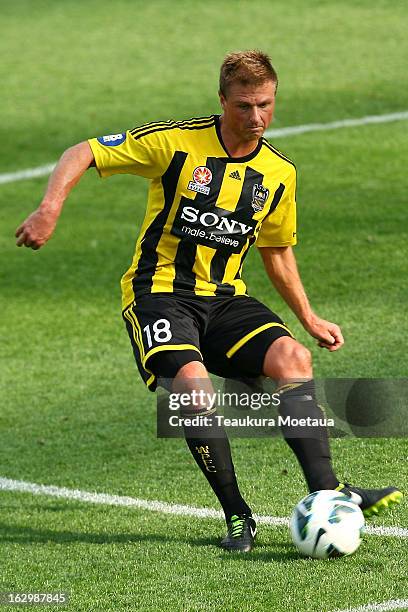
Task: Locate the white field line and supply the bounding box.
[264,110,408,138]
[0,476,406,538]
[1,111,408,186]
[0,162,56,185]
[330,599,408,612]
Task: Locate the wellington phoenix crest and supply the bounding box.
[251,183,269,212]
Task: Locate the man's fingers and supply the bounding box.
[322,324,344,345]
[308,319,344,351]
[15,210,55,249]
[318,341,339,351]
[318,339,335,348]
[16,232,27,247]
[327,327,344,349]
[318,331,336,345]
[15,231,41,249]
[333,328,344,346]
[318,334,343,351]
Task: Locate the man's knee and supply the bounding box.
[149,349,203,380]
[173,361,214,413]
[148,349,206,395]
[290,343,312,370]
[263,337,312,379]
[173,359,211,391]
[175,360,208,381]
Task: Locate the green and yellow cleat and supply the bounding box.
[336,483,403,518]
[220,514,257,553]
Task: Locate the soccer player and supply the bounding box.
[16,50,402,552]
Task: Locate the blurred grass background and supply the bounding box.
[0,1,407,610]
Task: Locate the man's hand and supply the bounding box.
[15,208,58,250]
[303,315,344,352]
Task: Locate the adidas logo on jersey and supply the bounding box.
[229,170,241,180]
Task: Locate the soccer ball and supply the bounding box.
[290,490,365,559]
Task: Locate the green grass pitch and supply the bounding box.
[1,1,407,610]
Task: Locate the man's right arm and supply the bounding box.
[15,141,94,250]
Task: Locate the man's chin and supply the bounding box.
[244,128,264,140]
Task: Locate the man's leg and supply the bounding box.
[262,336,338,492]
[151,353,256,552]
[263,336,403,514]
[172,360,252,522]
[124,294,256,551]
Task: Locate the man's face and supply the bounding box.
[219,80,276,142]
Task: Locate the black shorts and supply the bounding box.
[123,293,294,391]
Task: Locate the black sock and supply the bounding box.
[278,380,339,492]
[181,408,252,522]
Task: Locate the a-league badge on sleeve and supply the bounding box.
[97,133,127,146]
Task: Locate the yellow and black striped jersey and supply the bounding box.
[88,115,297,310]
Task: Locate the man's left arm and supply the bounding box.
[258,245,344,351]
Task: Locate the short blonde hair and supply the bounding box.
[219,50,278,96]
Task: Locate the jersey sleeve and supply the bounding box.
[256,164,297,247]
[88,128,173,179]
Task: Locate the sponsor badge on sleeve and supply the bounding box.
[97,133,126,146]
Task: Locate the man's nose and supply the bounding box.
[249,106,261,124]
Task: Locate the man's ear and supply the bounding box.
[219,90,227,110]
